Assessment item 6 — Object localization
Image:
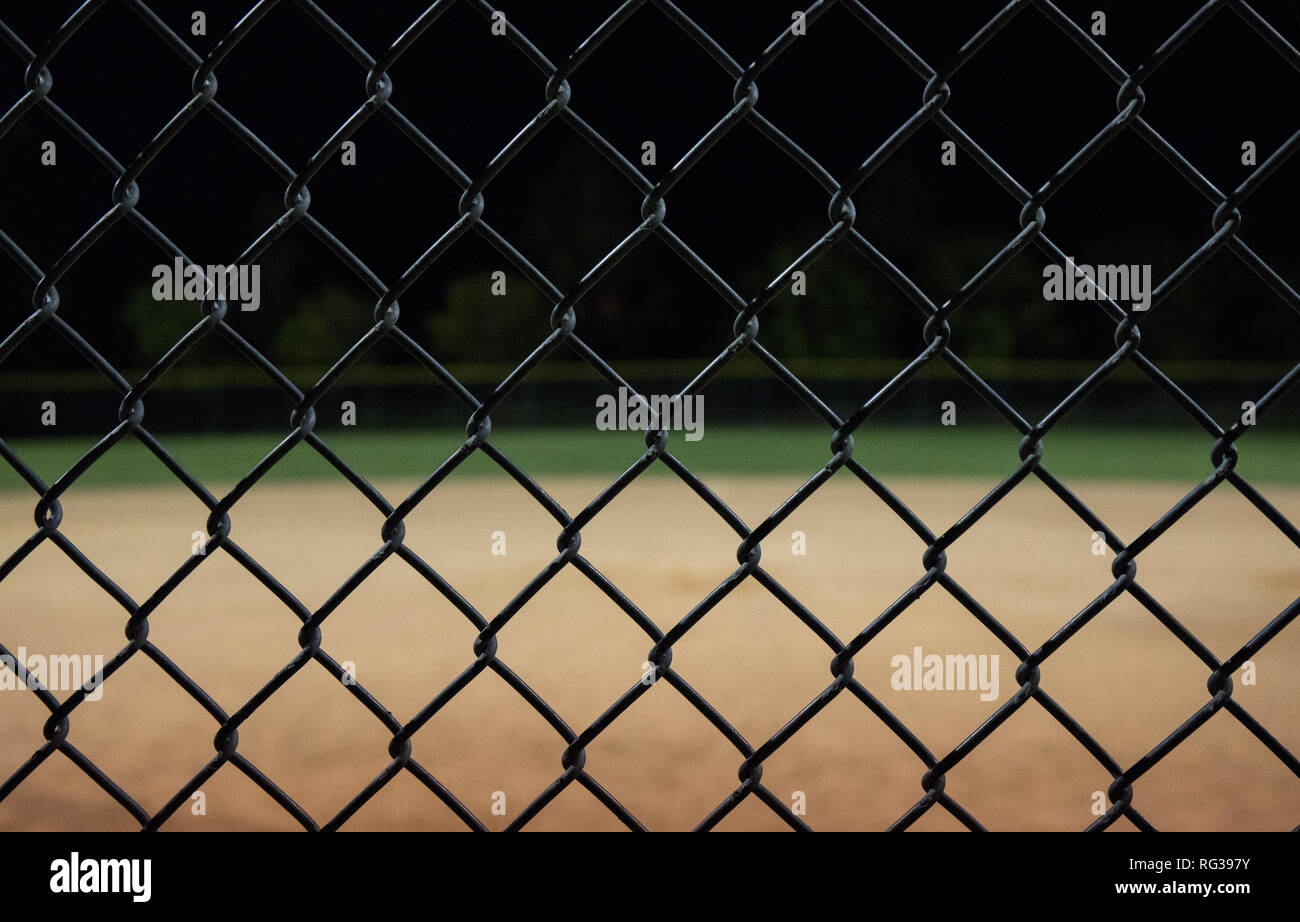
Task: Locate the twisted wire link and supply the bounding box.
[0,0,1296,831]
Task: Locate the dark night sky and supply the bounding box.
[0,1,1297,430]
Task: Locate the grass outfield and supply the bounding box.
[1,425,1297,490]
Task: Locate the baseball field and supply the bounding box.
[1,425,1298,830]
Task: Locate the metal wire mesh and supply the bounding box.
[1,0,1298,832]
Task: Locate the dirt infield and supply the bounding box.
[1,473,1297,831]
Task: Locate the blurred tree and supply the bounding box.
[270,285,373,369]
[424,273,551,363]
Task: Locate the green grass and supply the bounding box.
[2,425,1297,491]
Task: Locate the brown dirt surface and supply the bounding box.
[1,474,1297,830]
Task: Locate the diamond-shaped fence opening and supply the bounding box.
[0,0,1297,831]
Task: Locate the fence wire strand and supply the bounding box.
[0,0,1298,831]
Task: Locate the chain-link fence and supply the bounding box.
[1,0,1298,831]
